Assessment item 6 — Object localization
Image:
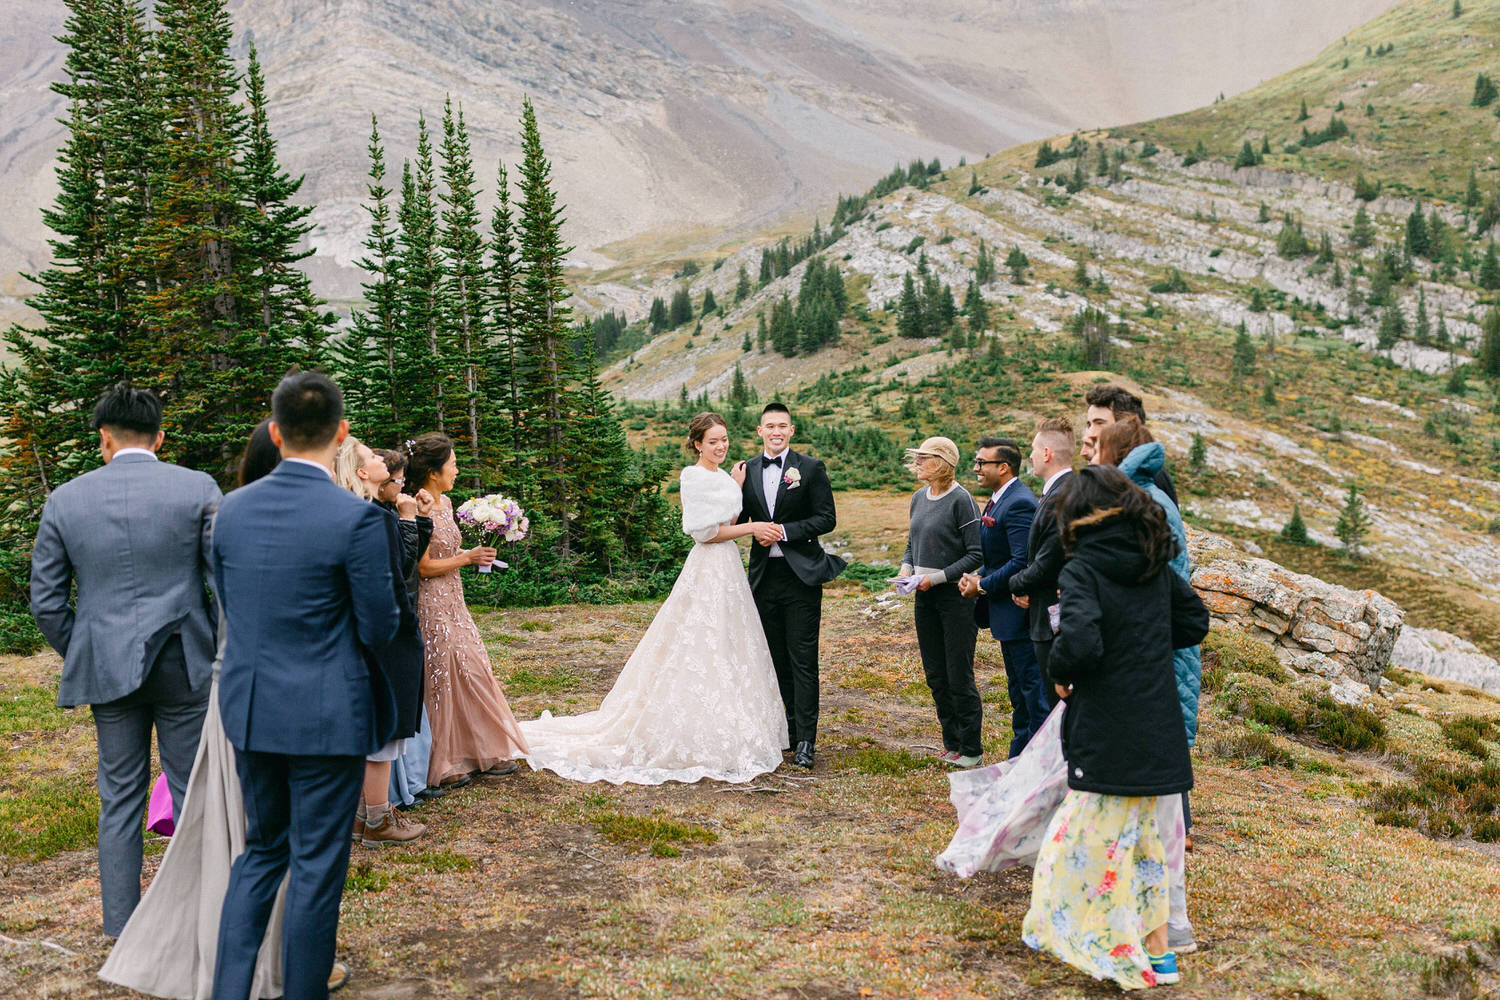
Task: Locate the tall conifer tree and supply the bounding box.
[488,158,526,486]
[515,97,577,551]
[398,115,445,431]
[438,98,491,485]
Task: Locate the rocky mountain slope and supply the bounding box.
[1,0,1399,327]
[592,0,1500,669]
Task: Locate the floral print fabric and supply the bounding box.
[1021,789,1171,991]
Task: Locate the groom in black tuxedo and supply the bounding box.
[737,403,846,769]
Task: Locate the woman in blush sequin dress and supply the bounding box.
[404,433,528,787]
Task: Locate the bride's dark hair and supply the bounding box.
[403,432,454,493]
[685,411,728,457]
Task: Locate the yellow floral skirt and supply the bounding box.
[1021,789,1170,991]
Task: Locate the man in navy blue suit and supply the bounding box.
[958,437,1049,757]
[211,373,399,1000]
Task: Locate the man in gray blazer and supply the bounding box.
[30,383,222,937]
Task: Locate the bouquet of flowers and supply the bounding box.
[454,493,529,572]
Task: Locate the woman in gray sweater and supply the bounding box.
[898,436,985,766]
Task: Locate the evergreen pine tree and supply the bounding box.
[701,287,718,316]
[964,279,989,336]
[975,238,996,284]
[1280,503,1310,545]
[735,265,751,303]
[756,310,768,351]
[398,115,445,430]
[668,287,694,327]
[1480,240,1500,290]
[1414,288,1431,345]
[1074,256,1090,290]
[1297,98,1310,121]
[137,0,267,476]
[1188,432,1207,471]
[896,272,923,338]
[1405,200,1430,259]
[1466,167,1482,209]
[1350,204,1375,248]
[770,295,798,355]
[0,0,160,532]
[488,157,527,482]
[1334,482,1371,558]
[514,96,577,552]
[1377,305,1405,350]
[1481,307,1500,378]
[648,296,667,332]
[335,115,421,448]
[437,97,492,484]
[240,43,329,372]
[758,248,773,285]
[1004,245,1029,283]
[1232,322,1256,381]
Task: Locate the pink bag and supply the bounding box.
[146,773,174,837]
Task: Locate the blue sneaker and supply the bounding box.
[1148,951,1180,986]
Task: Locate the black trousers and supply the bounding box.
[753,558,822,746]
[914,582,981,757]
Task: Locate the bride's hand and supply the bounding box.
[730,460,747,487]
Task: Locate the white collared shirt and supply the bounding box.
[761,451,789,556]
[283,456,334,480]
[1042,469,1069,497]
[111,447,157,462]
[989,475,1019,508]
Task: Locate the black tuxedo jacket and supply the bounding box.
[1007,469,1072,644]
[739,450,847,590]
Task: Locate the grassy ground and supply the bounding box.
[3,526,1499,997]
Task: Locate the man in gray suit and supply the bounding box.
[30,383,222,937]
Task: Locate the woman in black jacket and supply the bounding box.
[1020,466,1209,990]
[372,448,442,808]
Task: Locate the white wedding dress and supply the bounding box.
[519,465,788,785]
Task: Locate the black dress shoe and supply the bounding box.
[793,741,815,769]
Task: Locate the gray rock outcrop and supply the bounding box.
[1390,626,1500,695]
[1188,530,1404,691]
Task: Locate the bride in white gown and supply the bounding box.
[519,413,789,785]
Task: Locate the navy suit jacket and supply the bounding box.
[212,461,400,757]
[974,480,1037,642]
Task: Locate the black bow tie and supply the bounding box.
[764,455,783,468]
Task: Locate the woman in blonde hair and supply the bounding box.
[334,436,428,844]
[897,436,984,767]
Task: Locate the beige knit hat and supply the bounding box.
[908,436,960,471]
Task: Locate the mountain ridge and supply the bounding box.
[0,0,1400,330]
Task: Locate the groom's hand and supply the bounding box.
[957,572,981,597]
[752,522,784,546]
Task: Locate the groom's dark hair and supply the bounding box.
[760,402,790,419]
[271,371,344,450]
[91,382,161,442]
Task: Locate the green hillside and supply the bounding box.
[1124,0,1500,201]
[593,0,1500,663]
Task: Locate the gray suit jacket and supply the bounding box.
[30,451,223,707]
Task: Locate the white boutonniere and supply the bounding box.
[783,467,802,489]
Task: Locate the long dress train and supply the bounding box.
[518,465,787,785]
[419,495,529,786]
[99,639,284,999]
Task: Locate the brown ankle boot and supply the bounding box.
[361,808,425,846]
